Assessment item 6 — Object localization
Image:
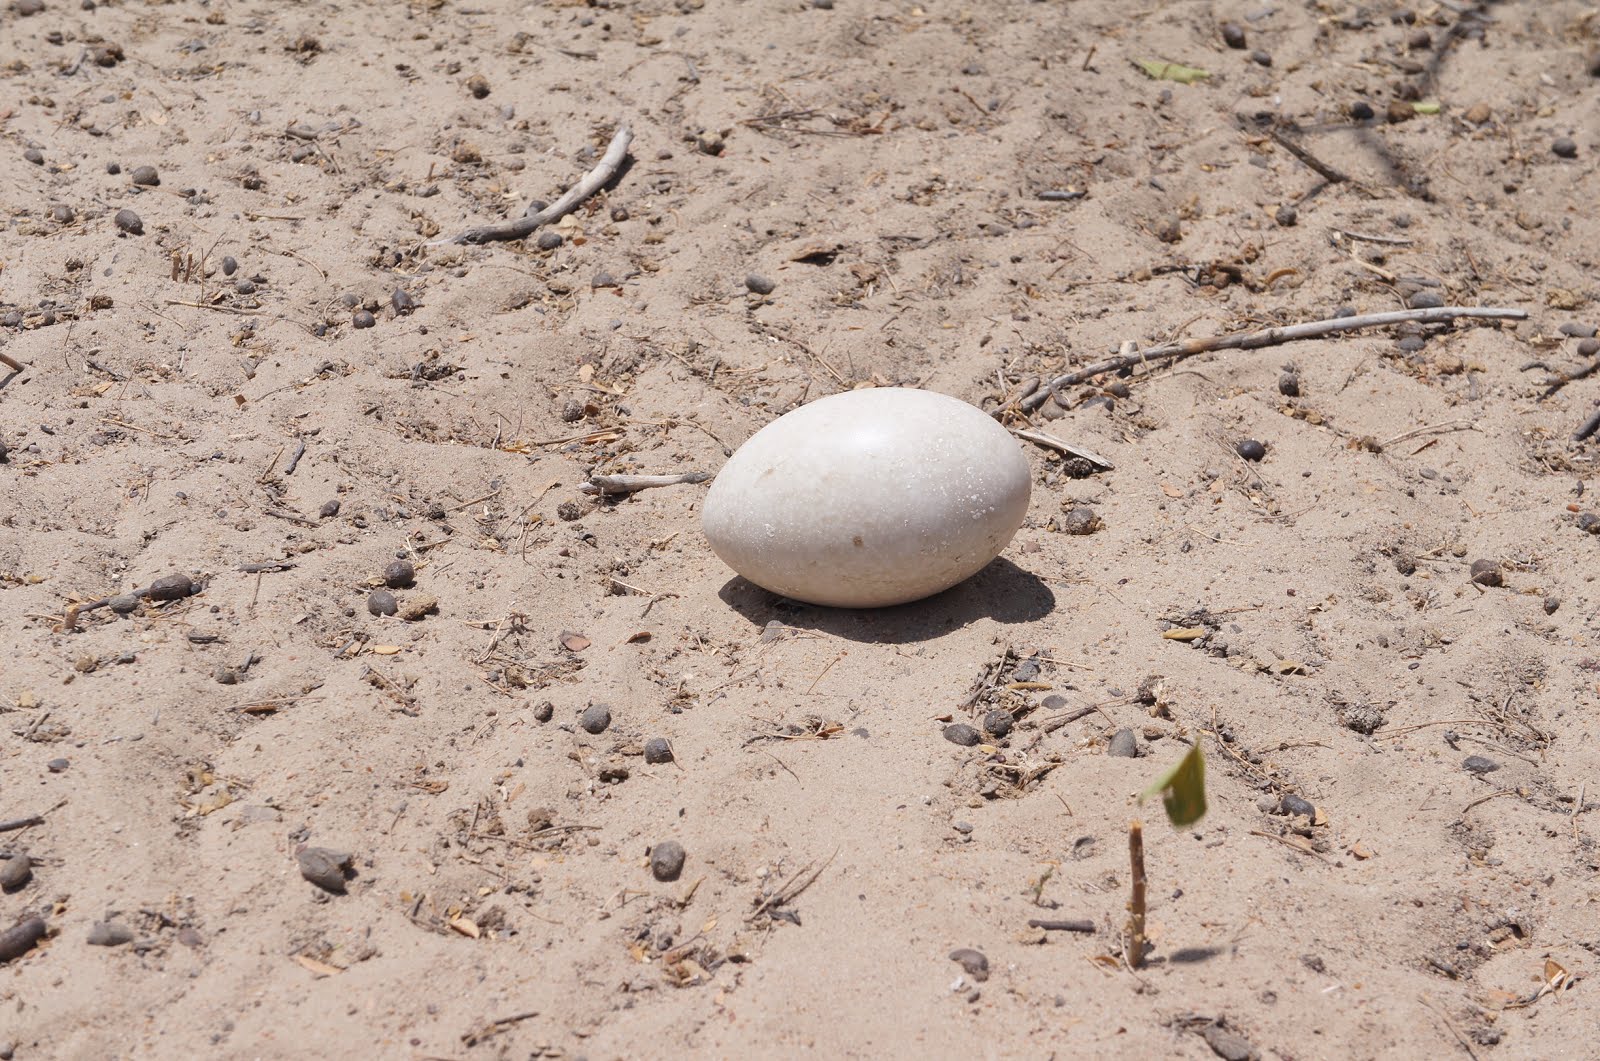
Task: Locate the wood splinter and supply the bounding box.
[580,471,710,496]
[0,351,25,373]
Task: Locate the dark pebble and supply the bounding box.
[1407,29,1431,49]
[1058,506,1100,535]
[87,921,136,947]
[1236,439,1267,462]
[297,847,352,894]
[1559,323,1597,339]
[1553,137,1578,159]
[556,500,583,521]
[352,309,376,329]
[745,273,776,295]
[1579,512,1600,534]
[942,723,981,747]
[319,499,341,518]
[1407,289,1444,309]
[51,204,75,224]
[592,271,618,289]
[108,593,140,614]
[610,204,629,221]
[340,292,360,308]
[23,148,43,165]
[0,855,31,893]
[1279,793,1316,818]
[391,288,416,314]
[383,559,415,588]
[467,74,490,99]
[129,165,159,186]
[1107,728,1138,757]
[367,589,398,617]
[114,208,143,235]
[536,230,563,251]
[981,709,1013,739]
[0,917,47,962]
[949,947,990,981]
[1278,371,1300,397]
[1397,336,1426,353]
[1544,596,1560,615]
[1200,1022,1259,1061]
[14,0,43,14]
[811,0,833,8]
[46,758,68,773]
[1462,755,1500,775]
[643,738,674,764]
[1350,101,1374,121]
[1250,49,1272,67]
[147,572,197,601]
[1578,338,1600,357]
[214,665,239,684]
[1469,559,1502,587]
[221,255,238,276]
[580,703,612,734]
[532,700,554,722]
[1274,204,1296,227]
[1220,22,1246,49]
[1333,305,1357,318]
[650,840,686,881]
[235,279,256,295]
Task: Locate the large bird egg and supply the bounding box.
[701,387,1032,608]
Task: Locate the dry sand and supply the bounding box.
[2,0,1599,1057]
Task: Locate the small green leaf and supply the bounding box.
[1136,59,1211,85]
[1139,744,1207,827]
[1413,101,1441,115]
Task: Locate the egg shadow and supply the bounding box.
[716,556,1055,645]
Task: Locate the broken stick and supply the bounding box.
[435,125,633,246]
[1015,306,1528,414]
[1011,429,1115,470]
[0,351,24,373]
[580,471,710,496]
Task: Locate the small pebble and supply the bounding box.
[352,309,376,329]
[592,271,618,289]
[1250,50,1272,67]
[1407,289,1444,309]
[1397,336,1426,353]
[297,847,352,894]
[106,161,121,174]
[1058,506,1101,535]
[1278,371,1300,397]
[1107,728,1138,757]
[1469,559,1502,587]
[367,589,398,617]
[383,559,415,588]
[221,255,238,276]
[580,703,612,734]
[1236,439,1267,462]
[745,273,776,295]
[23,147,43,165]
[46,758,68,773]
[1462,755,1500,775]
[1578,339,1600,357]
[51,204,75,223]
[235,279,256,295]
[1350,101,1375,121]
[129,165,159,186]
[148,572,197,601]
[1579,513,1600,534]
[643,738,674,764]
[981,709,1013,739]
[650,840,686,882]
[87,921,136,947]
[466,74,490,99]
[942,723,981,747]
[1462,101,1492,125]
[1543,596,1560,615]
[14,0,44,14]
[114,208,143,235]
[1279,793,1316,818]
[1220,22,1246,49]
[108,593,140,614]
[1273,204,1297,227]
[391,288,417,314]
[1553,137,1578,159]
[532,700,554,723]
[214,665,239,684]
[1200,1023,1259,1061]
[319,499,341,518]
[610,204,629,222]
[811,0,833,8]
[1559,323,1597,339]
[0,855,31,892]
[949,947,990,981]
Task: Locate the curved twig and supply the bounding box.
[1016,306,1529,414]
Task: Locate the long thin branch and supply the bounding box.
[1017,306,1528,413]
[435,125,633,246]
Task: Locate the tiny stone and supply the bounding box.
[0,855,31,892]
[1350,101,1374,121]
[1058,506,1101,535]
[811,0,833,8]
[1107,728,1138,757]
[1279,793,1315,818]
[556,500,583,521]
[1469,559,1502,587]
[1407,29,1431,49]
[1220,22,1246,49]
[319,499,341,518]
[108,593,140,614]
[129,165,159,186]
[23,148,43,165]
[1559,323,1597,338]
[1333,305,1357,318]
[106,161,121,174]
[87,921,136,947]
[580,704,612,734]
[148,572,197,601]
[1579,338,1600,356]
[1250,49,1272,67]
[1543,596,1560,615]
[1579,512,1600,534]
[367,589,398,617]
[1553,137,1578,159]
[942,723,981,747]
[214,665,239,684]
[1236,439,1267,462]
[383,559,415,588]
[532,700,554,722]
[1462,755,1500,775]
[981,709,1013,739]
[352,309,376,329]
[1397,336,1426,353]
[1407,289,1444,309]
[221,256,238,276]
[1278,372,1300,397]
[949,947,990,981]
[609,205,629,221]
[1200,1023,1260,1061]
[235,279,256,295]
[114,208,144,235]
[536,230,563,251]
[466,74,490,99]
[391,288,416,314]
[643,738,674,764]
[51,204,75,223]
[398,594,438,622]
[14,0,44,13]
[46,758,69,773]
[1273,204,1297,227]
[1463,102,1491,125]
[650,840,686,881]
[745,273,776,295]
[297,847,352,894]
[952,821,973,834]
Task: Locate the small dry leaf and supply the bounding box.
[559,631,591,652]
[448,917,480,939]
[1160,483,1184,498]
[1348,840,1374,860]
[625,631,652,644]
[294,954,344,977]
[371,645,401,655]
[1544,959,1569,991]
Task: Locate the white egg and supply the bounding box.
[701,387,1032,608]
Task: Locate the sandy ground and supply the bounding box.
[3,0,1600,1057]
